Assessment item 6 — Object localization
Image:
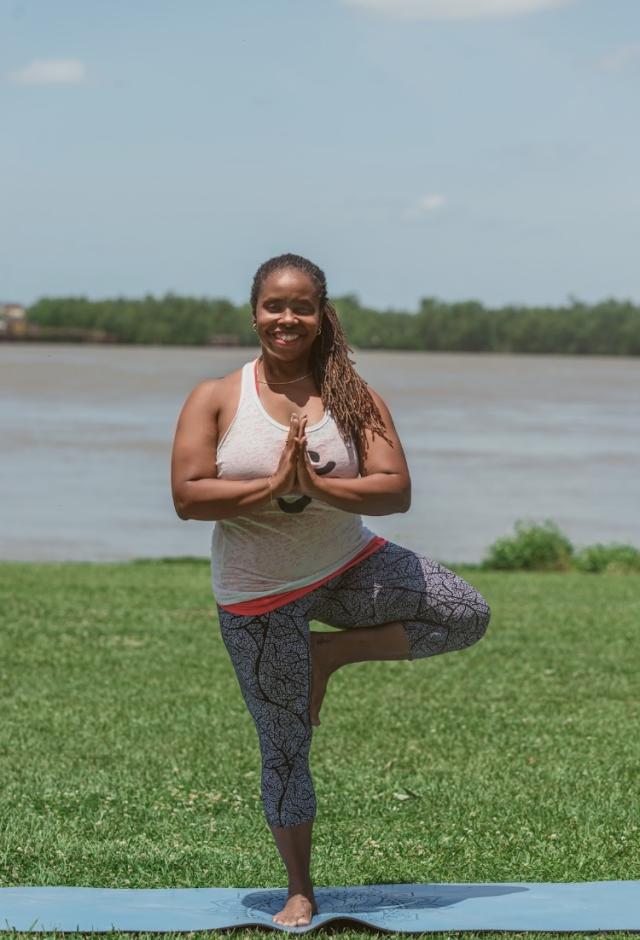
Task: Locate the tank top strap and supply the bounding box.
[245,356,273,422]
[248,356,260,402]
[243,356,265,413]
[216,358,258,455]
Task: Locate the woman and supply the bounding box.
[170,253,491,928]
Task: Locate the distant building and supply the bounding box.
[0,303,27,336]
[0,304,119,343]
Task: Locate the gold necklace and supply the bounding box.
[257,361,312,385]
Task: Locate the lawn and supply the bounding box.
[1,560,638,940]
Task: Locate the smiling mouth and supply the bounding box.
[271,332,302,345]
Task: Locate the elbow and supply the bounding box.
[378,478,410,515]
[381,489,410,516]
[398,481,411,513]
[173,489,191,520]
[398,493,411,513]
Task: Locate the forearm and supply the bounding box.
[175,477,272,521]
[312,474,411,516]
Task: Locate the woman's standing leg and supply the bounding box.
[307,541,492,724]
[216,599,319,927]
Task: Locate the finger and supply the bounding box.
[296,415,308,443]
[287,414,300,446]
[298,445,312,472]
[302,445,314,469]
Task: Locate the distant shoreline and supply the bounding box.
[5,294,637,355]
[1,335,639,358]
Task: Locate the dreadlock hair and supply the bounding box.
[250,252,394,470]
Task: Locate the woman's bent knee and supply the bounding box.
[404,588,491,660]
[456,587,491,648]
[475,592,491,633]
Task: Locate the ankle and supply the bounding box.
[288,880,314,898]
[313,631,341,675]
[333,621,411,666]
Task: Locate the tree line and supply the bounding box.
[27,293,640,354]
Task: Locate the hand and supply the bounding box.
[270,413,304,498]
[295,415,327,499]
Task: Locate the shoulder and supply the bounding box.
[363,383,395,424]
[179,363,246,417]
[364,383,386,408]
[188,363,247,400]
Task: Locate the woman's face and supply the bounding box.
[255,268,322,362]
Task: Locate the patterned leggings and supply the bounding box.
[216,540,491,829]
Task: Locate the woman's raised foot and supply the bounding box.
[309,631,337,727]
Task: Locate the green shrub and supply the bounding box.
[573,542,640,574]
[481,518,574,571]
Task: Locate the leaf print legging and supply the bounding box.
[216,540,491,829]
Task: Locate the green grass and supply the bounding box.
[1,560,639,940]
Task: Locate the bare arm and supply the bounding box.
[297,387,411,516]
[171,380,302,521]
[171,380,271,521]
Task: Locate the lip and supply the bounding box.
[270,331,303,346]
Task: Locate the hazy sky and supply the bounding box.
[2,0,639,310]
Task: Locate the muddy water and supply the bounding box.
[1,343,638,563]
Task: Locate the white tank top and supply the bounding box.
[210,357,377,607]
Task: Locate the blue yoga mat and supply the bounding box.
[2,881,639,933]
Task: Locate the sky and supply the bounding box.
[2,0,639,311]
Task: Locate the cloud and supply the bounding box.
[599,42,640,72]
[342,0,577,19]
[8,58,86,85]
[402,193,447,220]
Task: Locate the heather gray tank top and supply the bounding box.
[210,357,376,607]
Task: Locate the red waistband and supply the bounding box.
[217,535,388,615]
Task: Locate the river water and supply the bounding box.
[1,343,638,564]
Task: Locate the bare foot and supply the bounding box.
[309,631,337,727]
[272,892,318,926]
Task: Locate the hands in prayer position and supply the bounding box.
[270,414,324,500]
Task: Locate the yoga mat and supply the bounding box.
[1,881,639,933]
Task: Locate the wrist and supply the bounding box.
[269,475,290,500]
[307,473,330,499]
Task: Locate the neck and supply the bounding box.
[259,351,313,383]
